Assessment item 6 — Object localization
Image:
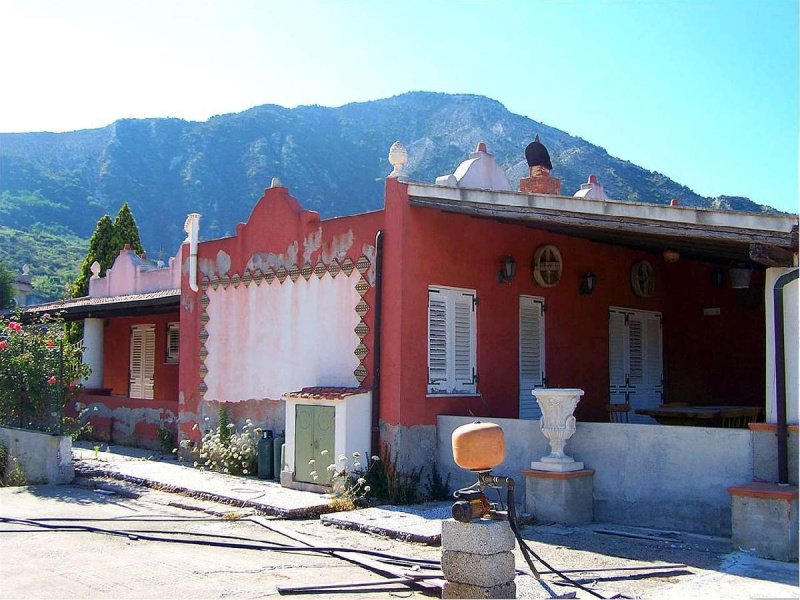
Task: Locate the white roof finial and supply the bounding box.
[90,261,101,279]
[270,177,283,188]
[388,141,408,179]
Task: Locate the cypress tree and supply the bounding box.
[113,202,144,256]
[70,215,120,298]
[0,263,14,309]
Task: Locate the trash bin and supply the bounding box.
[257,430,274,479]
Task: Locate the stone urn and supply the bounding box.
[530,388,584,472]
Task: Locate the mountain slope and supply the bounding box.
[0,92,774,300]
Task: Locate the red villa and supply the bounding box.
[29,138,798,536]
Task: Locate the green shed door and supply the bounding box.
[294,405,335,484]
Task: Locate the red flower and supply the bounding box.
[0,340,6,350]
[48,376,57,385]
[46,339,56,349]
[8,322,22,333]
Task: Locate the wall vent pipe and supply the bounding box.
[371,230,384,458]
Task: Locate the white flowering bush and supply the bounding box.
[313,450,379,511]
[185,416,260,476]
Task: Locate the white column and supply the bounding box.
[82,318,105,389]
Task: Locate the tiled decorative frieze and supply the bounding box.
[196,253,374,399]
[328,259,341,278]
[341,257,355,276]
[301,263,313,281]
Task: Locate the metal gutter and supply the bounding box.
[773,268,798,485]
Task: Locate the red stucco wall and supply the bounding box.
[380,179,765,426]
[103,313,180,402]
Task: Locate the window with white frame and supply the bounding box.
[166,322,180,363]
[427,286,477,395]
[130,325,155,399]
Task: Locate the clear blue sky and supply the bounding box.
[1,0,797,212]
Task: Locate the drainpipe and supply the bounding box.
[371,230,384,457]
[184,213,201,292]
[773,268,798,485]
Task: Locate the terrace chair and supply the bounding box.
[605,403,631,424]
[722,408,762,429]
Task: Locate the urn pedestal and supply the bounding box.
[530,388,584,473]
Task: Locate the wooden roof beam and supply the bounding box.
[750,243,797,268]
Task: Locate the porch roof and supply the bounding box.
[408,183,798,265]
[22,289,181,321]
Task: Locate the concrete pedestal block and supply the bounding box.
[728,482,798,561]
[523,468,594,525]
[441,550,515,588]
[442,581,516,599]
[441,518,517,598]
[441,519,515,555]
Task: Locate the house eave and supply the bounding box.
[407,184,798,264]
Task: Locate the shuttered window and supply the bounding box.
[519,296,546,419]
[609,308,663,420]
[166,322,180,364]
[130,325,155,399]
[428,286,477,395]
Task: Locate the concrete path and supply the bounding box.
[73,442,331,518]
[321,502,452,545]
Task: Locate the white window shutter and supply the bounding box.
[130,325,155,400]
[608,310,628,405]
[519,296,545,420]
[129,328,144,399]
[143,326,155,400]
[452,291,476,393]
[644,314,663,394]
[428,287,477,395]
[427,290,448,393]
[628,314,644,386]
[166,323,180,363]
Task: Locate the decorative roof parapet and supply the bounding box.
[435,142,512,191]
[574,174,609,200]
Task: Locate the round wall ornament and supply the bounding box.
[532,245,563,288]
[631,260,655,297]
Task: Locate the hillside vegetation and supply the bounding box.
[0,92,773,300]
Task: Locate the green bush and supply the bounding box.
[0,312,90,434]
[366,444,422,505]
[0,441,27,487]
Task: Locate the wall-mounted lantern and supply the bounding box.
[579,272,597,296]
[663,249,680,264]
[498,255,516,284]
[729,263,753,289]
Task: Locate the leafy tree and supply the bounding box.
[113,202,144,256]
[70,215,119,298]
[0,263,13,309]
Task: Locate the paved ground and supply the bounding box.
[73,443,330,518]
[1,443,793,599]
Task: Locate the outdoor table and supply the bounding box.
[635,405,762,427]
